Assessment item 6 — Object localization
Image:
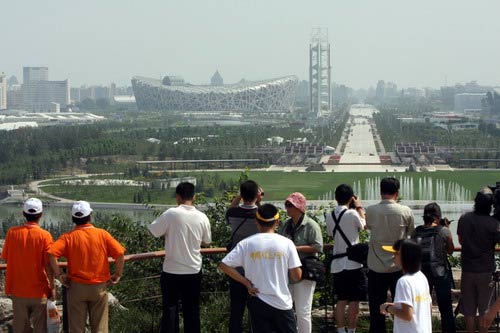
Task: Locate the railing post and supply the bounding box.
[62,285,69,333]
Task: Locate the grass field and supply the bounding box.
[40,170,500,204]
[42,185,177,204]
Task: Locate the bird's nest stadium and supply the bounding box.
[131,75,298,112]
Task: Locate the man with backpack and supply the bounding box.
[412,202,456,333]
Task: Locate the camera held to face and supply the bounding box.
[439,218,452,227]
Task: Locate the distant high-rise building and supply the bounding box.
[210,70,224,86]
[375,80,385,102]
[333,83,353,105]
[80,86,95,101]
[7,75,19,86]
[109,82,116,104]
[454,93,486,112]
[295,80,309,103]
[0,73,7,110]
[93,86,109,100]
[7,89,23,109]
[309,28,331,117]
[70,87,81,103]
[22,67,70,112]
[23,67,49,83]
[385,82,399,100]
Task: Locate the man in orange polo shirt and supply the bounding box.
[1,197,55,333]
[48,201,125,333]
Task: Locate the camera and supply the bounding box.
[439,218,453,227]
[487,181,500,221]
[349,195,358,209]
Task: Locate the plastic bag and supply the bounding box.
[47,299,61,333]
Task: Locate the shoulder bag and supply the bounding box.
[287,218,326,284]
[331,209,368,266]
[226,217,248,251]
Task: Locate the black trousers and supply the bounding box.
[247,297,297,333]
[368,270,402,333]
[428,271,456,333]
[229,276,251,333]
[160,271,202,333]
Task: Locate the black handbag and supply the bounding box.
[331,210,368,266]
[286,218,326,283]
[300,256,326,284]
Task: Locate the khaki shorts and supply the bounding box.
[460,271,494,316]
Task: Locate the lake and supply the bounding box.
[0,201,473,246]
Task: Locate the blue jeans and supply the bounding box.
[426,271,456,333]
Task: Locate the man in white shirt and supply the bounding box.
[219,203,302,333]
[326,184,366,333]
[148,182,212,333]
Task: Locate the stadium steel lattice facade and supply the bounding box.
[131,75,298,112]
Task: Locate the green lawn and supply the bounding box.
[180,170,500,201]
[42,185,177,204]
[40,170,500,203]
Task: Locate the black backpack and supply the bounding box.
[412,225,448,278]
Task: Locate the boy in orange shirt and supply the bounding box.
[48,201,125,333]
[1,198,55,333]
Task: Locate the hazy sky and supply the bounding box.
[2,0,499,89]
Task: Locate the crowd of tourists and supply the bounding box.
[1,177,500,333]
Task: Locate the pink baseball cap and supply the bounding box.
[285,192,307,213]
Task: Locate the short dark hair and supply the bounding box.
[72,215,91,225]
[335,184,354,205]
[256,203,278,228]
[176,182,195,201]
[474,190,493,215]
[423,202,441,225]
[380,177,400,195]
[240,180,259,202]
[23,212,42,222]
[399,239,421,274]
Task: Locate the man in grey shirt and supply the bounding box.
[365,177,414,333]
[225,180,263,333]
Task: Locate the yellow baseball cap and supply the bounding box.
[382,245,397,253]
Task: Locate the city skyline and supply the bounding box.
[2,0,500,89]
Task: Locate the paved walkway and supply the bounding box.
[339,105,381,164]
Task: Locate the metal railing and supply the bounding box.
[1,245,498,333]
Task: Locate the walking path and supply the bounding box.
[339,105,381,164]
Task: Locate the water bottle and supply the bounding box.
[47,299,61,333]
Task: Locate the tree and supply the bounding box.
[80,98,96,109]
[96,98,110,109]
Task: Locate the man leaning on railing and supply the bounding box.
[148,182,212,333]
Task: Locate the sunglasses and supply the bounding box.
[284,202,294,208]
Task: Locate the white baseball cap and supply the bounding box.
[23,198,43,214]
[71,201,93,218]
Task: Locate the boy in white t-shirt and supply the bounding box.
[380,239,432,333]
[219,204,302,333]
